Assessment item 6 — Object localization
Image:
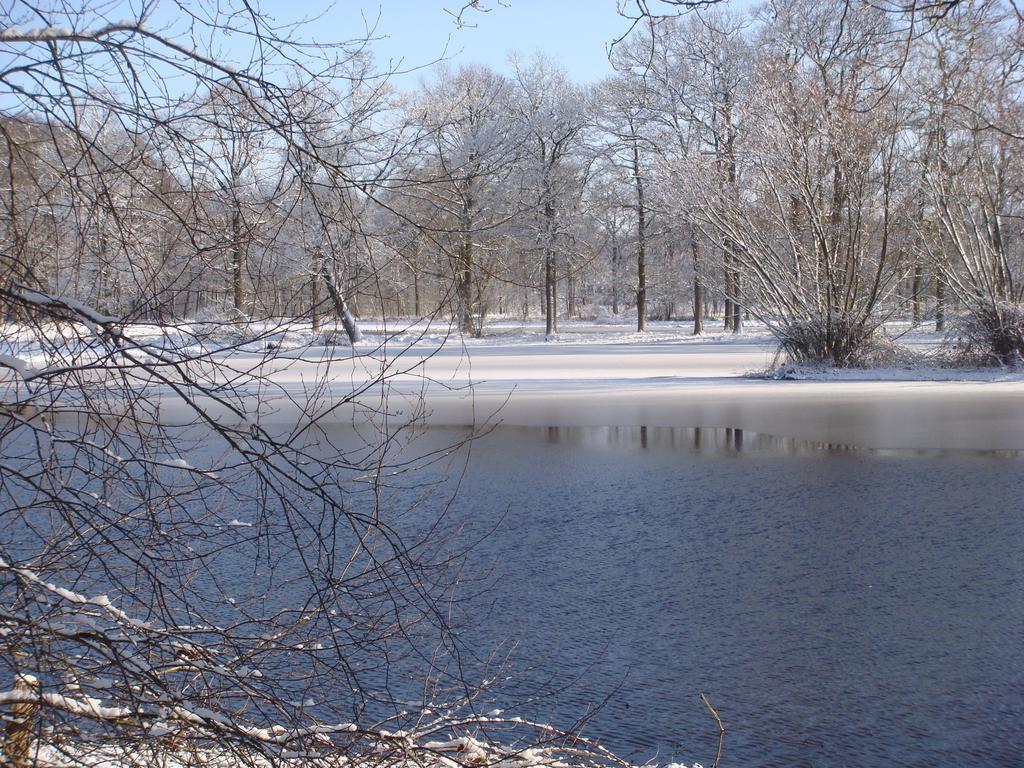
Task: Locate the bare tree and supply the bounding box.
[510,54,591,337]
[0,5,638,768]
[405,65,523,336]
[594,74,656,332]
[189,84,278,315]
[911,1,1024,363]
[682,0,915,363]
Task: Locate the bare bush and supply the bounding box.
[775,316,901,368]
[944,302,1024,366]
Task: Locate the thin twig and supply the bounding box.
[699,692,724,768]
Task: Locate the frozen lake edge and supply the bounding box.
[6,319,1024,451]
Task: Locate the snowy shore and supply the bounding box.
[259,319,1024,451]
[4,318,1024,451]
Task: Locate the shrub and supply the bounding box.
[775,316,897,368]
[592,305,637,325]
[190,304,256,347]
[946,302,1024,367]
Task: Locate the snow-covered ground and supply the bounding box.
[242,319,1024,451]
[4,318,1024,451]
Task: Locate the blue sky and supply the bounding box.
[262,0,633,86]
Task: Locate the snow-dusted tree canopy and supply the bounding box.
[2,0,1021,354]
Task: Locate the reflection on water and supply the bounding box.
[537,425,1022,459]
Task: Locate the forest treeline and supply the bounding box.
[2,0,1022,364]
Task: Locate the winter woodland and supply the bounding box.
[1,0,1023,767]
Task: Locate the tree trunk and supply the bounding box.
[545,254,557,336]
[552,262,557,332]
[458,192,475,335]
[231,205,244,313]
[413,269,422,317]
[632,140,646,333]
[692,236,704,335]
[544,198,558,336]
[911,262,923,326]
[731,266,742,333]
[4,674,39,768]
[935,273,946,332]
[311,279,321,332]
[724,266,734,332]
[567,269,576,319]
[1,131,27,322]
[611,242,620,315]
[319,262,361,344]
[716,84,741,335]
[311,251,322,332]
[721,89,741,335]
[458,239,473,335]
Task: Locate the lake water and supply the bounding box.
[399,425,1024,768]
[6,405,1024,767]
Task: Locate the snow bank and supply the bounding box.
[22,736,705,768]
[6,316,1024,450]
[763,361,1024,383]
[4,561,703,768]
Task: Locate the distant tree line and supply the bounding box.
[2,0,1022,362]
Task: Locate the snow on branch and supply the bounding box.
[8,286,119,332]
[1,560,639,765]
[0,22,146,43]
[0,353,29,380]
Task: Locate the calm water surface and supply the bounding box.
[8,413,1022,767]
[408,426,1024,768]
